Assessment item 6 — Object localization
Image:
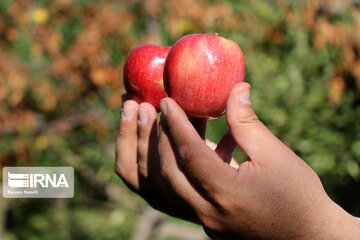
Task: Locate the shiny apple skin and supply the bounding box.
[164,34,246,118]
[124,44,171,110]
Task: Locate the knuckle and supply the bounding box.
[214,195,234,214]
[137,131,146,142]
[114,163,139,192]
[137,121,149,137]
[211,181,239,214]
[201,216,222,234]
[114,163,124,178]
[238,110,259,124]
[137,123,156,147]
[118,126,130,139]
[177,144,195,163]
[232,116,262,132]
[114,162,132,180]
[137,135,148,151]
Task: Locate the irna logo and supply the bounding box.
[3,167,74,198]
[8,172,69,188]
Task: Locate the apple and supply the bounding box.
[123,44,170,110]
[164,34,246,118]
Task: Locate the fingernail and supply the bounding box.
[160,100,167,115]
[121,103,134,120]
[138,107,148,124]
[238,88,251,104]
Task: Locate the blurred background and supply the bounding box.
[1,0,360,239]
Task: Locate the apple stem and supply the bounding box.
[214,33,219,36]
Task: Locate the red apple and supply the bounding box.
[164,34,246,118]
[124,44,170,110]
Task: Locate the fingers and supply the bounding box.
[158,121,210,212]
[226,82,295,164]
[206,136,238,167]
[115,100,140,192]
[137,103,159,181]
[159,98,238,199]
[215,131,238,164]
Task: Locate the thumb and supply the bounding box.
[226,82,291,162]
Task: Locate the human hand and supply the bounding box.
[115,98,238,223]
[158,82,360,240]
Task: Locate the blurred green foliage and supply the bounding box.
[0,0,360,239]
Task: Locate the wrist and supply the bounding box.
[326,205,360,240]
[302,198,360,240]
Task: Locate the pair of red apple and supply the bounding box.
[123,34,246,118]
